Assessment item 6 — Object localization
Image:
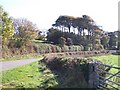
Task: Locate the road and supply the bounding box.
[0,58,43,71]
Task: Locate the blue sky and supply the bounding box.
[0,0,119,32]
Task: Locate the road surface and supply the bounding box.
[0,58,43,71]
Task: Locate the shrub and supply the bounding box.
[66,38,73,46]
[51,45,57,53]
[48,45,52,53]
[56,46,61,52]
[94,44,104,50]
[61,45,69,52]
[59,37,66,47]
[79,45,84,51]
[68,46,74,52]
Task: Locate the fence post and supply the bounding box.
[88,62,99,89]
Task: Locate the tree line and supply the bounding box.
[47,15,119,50]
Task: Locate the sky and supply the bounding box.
[0,0,119,32]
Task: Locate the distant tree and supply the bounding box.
[92,29,104,50]
[0,6,3,35]
[108,32,118,49]
[47,28,63,44]
[53,15,74,32]
[66,38,73,46]
[36,34,46,41]
[59,37,66,47]
[13,18,38,47]
[101,35,110,49]
[49,15,107,51]
[72,17,83,35]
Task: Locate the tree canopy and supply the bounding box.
[0,6,14,46]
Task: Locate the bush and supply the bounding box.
[66,38,73,46]
[51,45,57,53]
[94,44,104,50]
[56,46,61,52]
[64,45,69,52]
[68,46,74,52]
[2,42,85,59]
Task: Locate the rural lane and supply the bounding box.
[0,58,43,71]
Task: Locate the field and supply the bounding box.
[91,55,119,74]
[91,55,119,67]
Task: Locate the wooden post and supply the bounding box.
[88,62,99,89]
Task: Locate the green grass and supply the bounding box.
[0,54,43,62]
[1,61,58,88]
[91,55,119,67]
[91,55,119,75]
[33,40,45,43]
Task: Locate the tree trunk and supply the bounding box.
[68,26,70,33]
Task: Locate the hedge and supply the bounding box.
[2,43,84,59]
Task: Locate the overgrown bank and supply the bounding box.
[2,43,84,60]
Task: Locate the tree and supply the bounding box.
[101,35,110,49]
[47,28,63,44]
[59,37,66,47]
[13,18,38,47]
[66,38,73,46]
[108,32,118,49]
[92,29,104,50]
[53,15,74,32]
[0,6,3,35]
[36,31,46,40]
[50,15,106,50]
[72,17,83,35]
[0,6,14,46]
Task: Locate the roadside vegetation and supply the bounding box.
[0,54,43,62]
[1,61,57,89]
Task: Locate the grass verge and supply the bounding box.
[1,61,58,88]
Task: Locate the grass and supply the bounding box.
[1,61,58,88]
[0,54,43,62]
[32,40,45,43]
[91,55,119,67]
[91,55,119,75]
